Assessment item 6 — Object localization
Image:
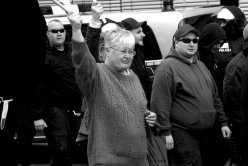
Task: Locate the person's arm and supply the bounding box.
[86,27,101,62]
[223,60,243,125]
[30,56,52,131]
[211,76,232,139]
[240,57,248,162]
[150,67,173,135]
[241,57,248,122]
[85,1,103,62]
[150,67,174,149]
[68,13,99,100]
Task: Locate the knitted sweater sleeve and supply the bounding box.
[71,40,99,101]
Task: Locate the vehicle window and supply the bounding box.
[142,24,163,61]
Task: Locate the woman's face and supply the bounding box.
[105,42,135,72]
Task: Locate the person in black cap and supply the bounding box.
[120,17,147,32]
[150,24,231,166]
[120,18,152,108]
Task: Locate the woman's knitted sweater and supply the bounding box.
[72,41,149,166]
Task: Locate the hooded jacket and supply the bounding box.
[223,41,248,126]
[199,23,231,100]
[151,47,228,135]
[199,23,227,73]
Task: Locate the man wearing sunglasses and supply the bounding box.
[34,19,83,166]
[151,24,231,166]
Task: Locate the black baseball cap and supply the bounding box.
[173,24,199,40]
[120,17,147,30]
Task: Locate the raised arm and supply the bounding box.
[67,13,84,42]
[85,1,103,62]
[67,13,99,100]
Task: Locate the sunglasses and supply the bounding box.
[216,19,229,26]
[49,29,65,33]
[178,38,199,44]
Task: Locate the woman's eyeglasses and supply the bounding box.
[49,29,65,33]
[178,38,199,44]
[110,47,136,56]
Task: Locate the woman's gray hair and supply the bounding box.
[98,27,135,61]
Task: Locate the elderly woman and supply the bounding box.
[67,13,156,166]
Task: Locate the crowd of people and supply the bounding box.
[1,0,248,166]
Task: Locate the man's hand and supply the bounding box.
[145,110,156,127]
[51,0,74,14]
[67,12,82,29]
[91,0,103,23]
[221,126,232,139]
[165,135,174,150]
[34,119,47,131]
[67,12,84,42]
